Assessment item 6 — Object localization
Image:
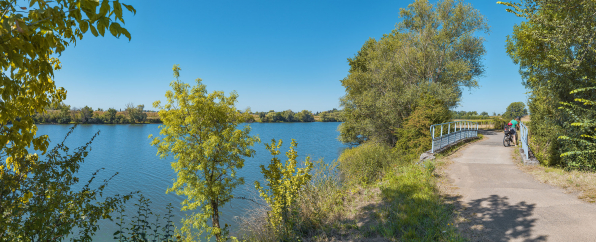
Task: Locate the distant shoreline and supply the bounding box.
[34,121,344,125]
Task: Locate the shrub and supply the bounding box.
[338,141,401,185]
[240,158,344,242]
[255,139,313,238]
[395,94,451,158]
[558,87,596,170]
[112,194,177,242]
[492,116,508,130]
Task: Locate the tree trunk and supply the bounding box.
[211,199,221,241]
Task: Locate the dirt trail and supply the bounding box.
[446,130,596,242]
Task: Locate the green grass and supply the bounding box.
[371,162,463,241]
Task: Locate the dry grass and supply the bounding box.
[512,149,596,203]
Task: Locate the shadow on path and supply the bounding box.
[447,193,548,242]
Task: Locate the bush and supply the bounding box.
[338,141,402,185]
[558,87,596,170]
[255,139,313,238]
[395,94,451,158]
[492,116,508,130]
[240,158,344,242]
[112,194,177,242]
[528,120,563,167]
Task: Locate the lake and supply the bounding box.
[34,122,347,240]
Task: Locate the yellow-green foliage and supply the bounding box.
[150,65,259,241]
[500,0,596,168]
[558,86,596,170]
[339,141,401,185]
[0,1,136,226]
[377,163,462,241]
[255,139,313,236]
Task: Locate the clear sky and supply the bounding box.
[54,0,527,114]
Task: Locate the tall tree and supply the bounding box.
[503,102,528,120]
[106,108,118,123]
[281,109,294,122]
[500,0,596,166]
[294,110,315,122]
[339,0,488,145]
[150,65,259,241]
[125,103,147,123]
[80,105,94,123]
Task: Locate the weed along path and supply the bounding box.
[445,130,596,241]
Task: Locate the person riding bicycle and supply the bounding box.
[508,116,521,146]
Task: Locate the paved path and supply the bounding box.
[447,131,596,242]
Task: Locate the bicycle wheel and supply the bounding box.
[503,134,510,147]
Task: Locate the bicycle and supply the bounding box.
[503,125,514,147]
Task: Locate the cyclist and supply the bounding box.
[508,116,521,146]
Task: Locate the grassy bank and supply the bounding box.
[238,136,488,241]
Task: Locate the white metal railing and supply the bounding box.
[430,121,478,153]
[520,122,529,159]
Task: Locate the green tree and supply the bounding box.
[59,104,72,124]
[502,102,528,120]
[294,110,314,122]
[481,111,489,116]
[125,103,147,123]
[106,108,118,123]
[265,111,283,122]
[500,0,596,166]
[258,112,266,122]
[281,109,294,122]
[339,0,488,145]
[80,105,94,123]
[150,65,259,241]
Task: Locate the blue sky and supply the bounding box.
[54,0,527,115]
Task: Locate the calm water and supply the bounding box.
[34,122,347,240]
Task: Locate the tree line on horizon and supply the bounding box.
[31,103,347,124]
[250,108,344,122]
[31,102,158,124]
[451,102,529,120]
